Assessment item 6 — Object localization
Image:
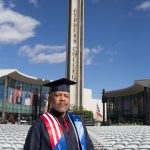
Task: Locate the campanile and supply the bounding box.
[66,0,84,107]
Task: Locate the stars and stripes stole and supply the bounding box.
[41,113,67,150]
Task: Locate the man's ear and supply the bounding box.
[47,96,52,111]
[48,95,51,102]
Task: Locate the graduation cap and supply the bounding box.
[44,78,76,93]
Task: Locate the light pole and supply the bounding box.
[102,89,107,125]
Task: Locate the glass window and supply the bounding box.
[113,97,118,116]
[31,85,40,119]
[7,78,15,104]
[107,98,113,116]
[22,83,31,106]
[146,88,150,121]
[41,86,49,113]
[14,81,23,104]
[123,95,131,115]
[0,78,5,103]
[138,92,143,118]
[132,95,138,117]
[31,85,40,106]
[117,96,122,113]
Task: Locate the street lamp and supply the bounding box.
[102,89,107,125]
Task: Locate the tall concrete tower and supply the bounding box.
[66,0,84,107]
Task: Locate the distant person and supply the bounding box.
[7,114,14,124]
[24,78,94,150]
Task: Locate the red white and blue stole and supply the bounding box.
[41,112,87,150]
[41,113,67,150]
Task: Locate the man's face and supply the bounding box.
[49,91,70,114]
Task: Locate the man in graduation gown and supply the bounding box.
[24,78,94,150]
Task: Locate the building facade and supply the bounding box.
[83,88,103,121]
[0,69,103,124]
[104,80,150,125]
[0,69,50,123]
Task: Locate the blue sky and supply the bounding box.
[0,0,150,99]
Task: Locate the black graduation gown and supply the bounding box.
[24,112,94,150]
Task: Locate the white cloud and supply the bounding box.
[0,1,39,44]
[84,48,93,65]
[92,45,103,54]
[31,52,66,63]
[84,48,90,59]
[136,1,150,11]
[29,0,38,8]
[18,44,66,64]
[85,57,93,65]
[84,46,117,65]
[19,44,104,65]
[84,45,103,65]
[106,50,117,63]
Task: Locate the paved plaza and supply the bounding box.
[0,124,150,149]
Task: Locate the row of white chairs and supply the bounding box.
[87,125,150,149]
[0,124,30,150]
[1,124,150,150]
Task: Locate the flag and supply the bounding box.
[96,104,102,118]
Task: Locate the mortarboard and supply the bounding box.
[44,78,76,93]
